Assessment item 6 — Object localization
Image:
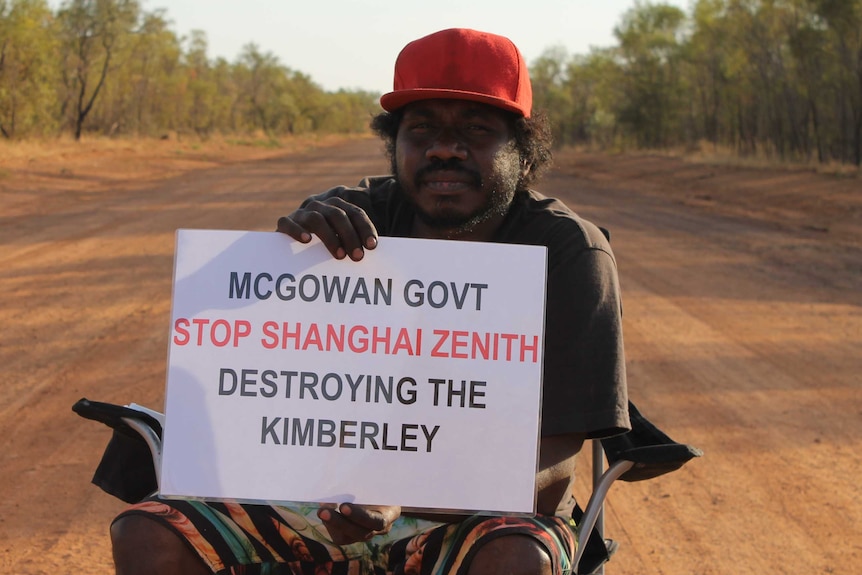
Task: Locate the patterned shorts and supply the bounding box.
[116,498,578,575]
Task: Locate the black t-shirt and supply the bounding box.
[303,177,630,439]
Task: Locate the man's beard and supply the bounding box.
[394,157,520,234]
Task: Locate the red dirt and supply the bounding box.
[1,137,859,574]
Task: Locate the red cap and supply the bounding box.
[380,28,533,118]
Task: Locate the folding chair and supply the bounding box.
[572,401,703,574]
[73,397,701,574]
[566,228,704,573]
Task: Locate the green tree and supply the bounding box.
[810,0,862,164]
[56,0,140,139]
[614,1,688,147]
[0,0,59,138]
[531,46,576,145]
[684,0,732,149]
[131,9,183,135]
[568,49,628,148]
[182,30,223,137]
[313,89,379,133]
[235,43,294,135]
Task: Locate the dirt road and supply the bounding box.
[1,138,859,574]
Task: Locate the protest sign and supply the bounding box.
[160,229,547,514]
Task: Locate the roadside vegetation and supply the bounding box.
[0,0,860,170]
[0,0,379,142]
[531,0,862,167]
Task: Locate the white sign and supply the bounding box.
[160,230,548,514]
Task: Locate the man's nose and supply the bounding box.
[425,128,468,161]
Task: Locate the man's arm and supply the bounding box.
[535,432,585,514]
[276,199,588,540]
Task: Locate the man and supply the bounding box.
[110,28,629,575]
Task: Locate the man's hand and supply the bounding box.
[317,503,401,545]
[277,197,378,261]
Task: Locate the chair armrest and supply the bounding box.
[609,443,703,482]
[72,398,164,503]
[600,401,703,482]
[72,398,163,438]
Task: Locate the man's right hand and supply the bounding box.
[277,197,378,261]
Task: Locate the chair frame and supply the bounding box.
[73,397,701,574]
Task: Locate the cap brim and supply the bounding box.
[379,88,529,117]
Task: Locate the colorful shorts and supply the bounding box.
[116,499,578,575]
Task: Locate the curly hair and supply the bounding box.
[370,107,553,189]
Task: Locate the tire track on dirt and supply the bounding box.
[545,167,861,574]
[2,141,858,574]
[0,140,386,573]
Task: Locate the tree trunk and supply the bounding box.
[809,98,824,164]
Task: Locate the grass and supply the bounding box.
[680,141,859,177]
[594,140,862,178]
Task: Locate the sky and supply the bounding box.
[144,0,691,94]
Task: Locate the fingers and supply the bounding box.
[340,503,400,532]
[276,198,378,261]
[317,509,372,545]
[317,504,401,545]
[276,216,311,243]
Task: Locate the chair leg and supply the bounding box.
[592,441,605,575]
[573,442,634,574]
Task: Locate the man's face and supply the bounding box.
[394,99,523,237]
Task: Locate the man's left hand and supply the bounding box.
[317,503,401,545]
